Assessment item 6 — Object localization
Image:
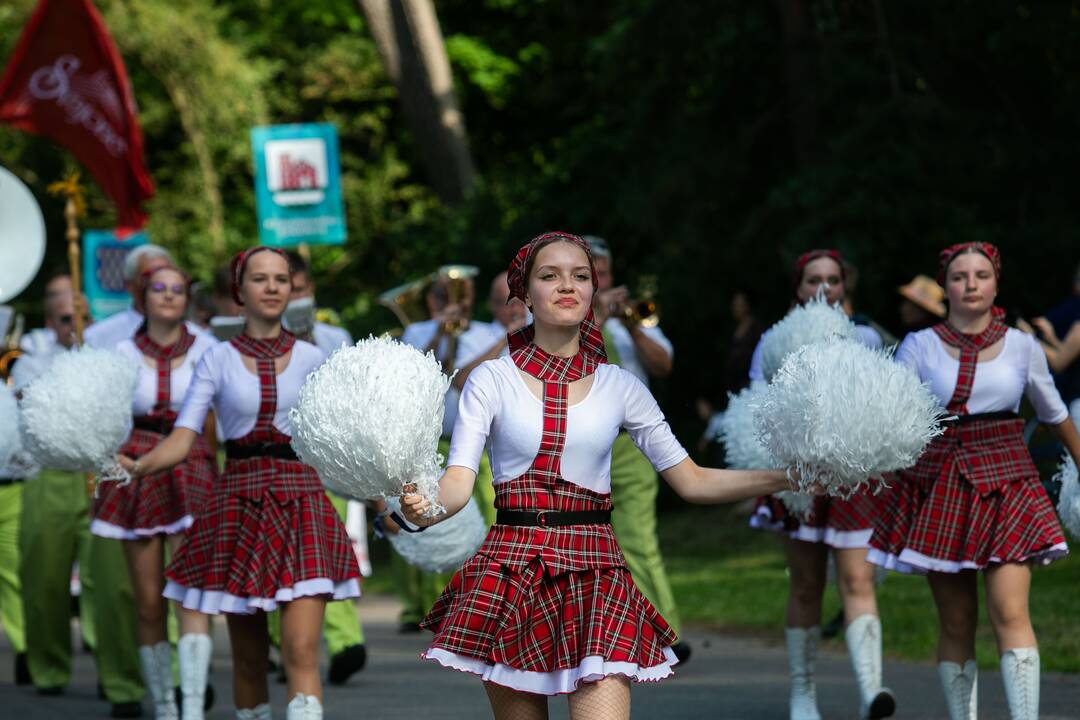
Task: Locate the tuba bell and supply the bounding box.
[378,274,435,330]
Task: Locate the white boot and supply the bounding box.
[286,693,323,720]
[178,634,212,720]
[236,704,272,720]
[1000,648,1039,720]
[845,615,896,719]
[137,642,179,720]
[938,660,978,720]
[786,627,823,720]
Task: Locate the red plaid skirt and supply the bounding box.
[92,429,216,539]
[869,418,1068,573]
[750,489,882,549]
[421,477,677,695]
[164,456,361,614]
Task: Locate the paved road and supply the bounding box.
[1,594,1076,718]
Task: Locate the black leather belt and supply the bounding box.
[0,477,23,486]
[133,416,174,434]
[946,411,1019,426]
[224,441,298,461]
[496,509,612,527]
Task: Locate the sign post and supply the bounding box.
[251,123,346,247]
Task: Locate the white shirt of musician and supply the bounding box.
[312,321,352,358]
[601,318,673,386]
[401,319,498,437]
[896,327,1067,424]
[175,339,325,440]
[446,356,688,494]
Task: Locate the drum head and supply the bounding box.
[0,166,46,303]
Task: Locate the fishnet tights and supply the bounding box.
[483,677,631,720]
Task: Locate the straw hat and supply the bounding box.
[898,274,946,318]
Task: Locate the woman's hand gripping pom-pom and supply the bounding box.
[386,495,487,573]
[289,336,451,515]
[754,336,947,498]
[759,294,858,382]
[18,347,137,486]
[1055,454,1080,539]
[718,381,813,519]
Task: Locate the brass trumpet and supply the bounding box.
[1,307,24,384]
[619,275,660,328]
[437,265,479,336]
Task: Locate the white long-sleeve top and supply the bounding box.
[446,356,688,494]
[116,333,218,417]
[175,340,325,440]
[896,327,1068,425]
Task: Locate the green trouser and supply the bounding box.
[269,491,365,655]
[609,432,682,636]
[393,440,495,624]
[18,471,96,689]
[88,533,145,702]
[0,482,26,653]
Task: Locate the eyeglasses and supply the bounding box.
[149,282,187,295]
[57,314,90,325]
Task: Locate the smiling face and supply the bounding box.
[796,256,845,305]
[525,241,594,329]
[238,251,292,321]
[944,250,997,319]
[143,267,188,324]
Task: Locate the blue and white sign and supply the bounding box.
[83,229,148,320]
[251,123,346,247]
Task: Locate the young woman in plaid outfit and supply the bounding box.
[747,249,896,720]
[120,248,360,720]
[401,232,794,720]
[869,243,1080,720]
[93,265,217,720]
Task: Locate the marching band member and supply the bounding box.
[403,232,794,719]
[869,243,1080,720]
[120,247,361,720]
[585,235,690,663]
[748,249,895,720]
[91,265,217,719]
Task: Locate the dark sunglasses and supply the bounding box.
[149,282,187,295]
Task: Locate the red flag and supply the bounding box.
[0,0,154,229]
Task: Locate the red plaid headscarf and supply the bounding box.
[936,242,1002,286]
[230,246,289,305]
[133,264,191,315]
[505,231,607,367]
[933,242,1007,414]
[792,249,846,292]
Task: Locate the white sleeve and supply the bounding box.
[748,332,767,382]
[894,333,922,372]
[621,371,689,472]
[446,363,497,473]
[855,324,884,350]
[1024,335,1069,425]
[641,325,674,360]
[175,350,219,433]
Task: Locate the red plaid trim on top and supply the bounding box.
[870,417,1065,567]
[134,324,196,415]
[932,316,1007,414]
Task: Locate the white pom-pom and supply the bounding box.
[0,385,19,469]
[290,336,451,511]
[718,381,773,470]
[755,337,946,497]
[19,348,137,476]
[385,497,488,572]
[759,297,858,381]
[1055,454,1080,540]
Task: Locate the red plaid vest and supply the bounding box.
[133,325,196,431]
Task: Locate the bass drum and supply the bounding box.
[0,165,46,304]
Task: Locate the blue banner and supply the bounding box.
[251,123,346,247]
[83,229,148,320]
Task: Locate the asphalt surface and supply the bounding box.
[1,593,1076,719]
